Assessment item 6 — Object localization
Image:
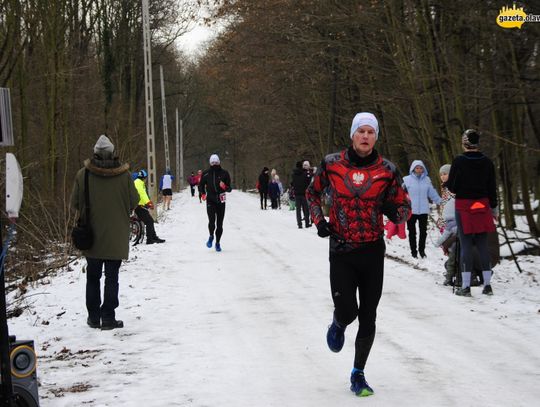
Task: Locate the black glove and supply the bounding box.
[381,201,397,219]
[316,220,332,238]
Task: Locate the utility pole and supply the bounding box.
[142,0,157,211]
[159,65,171,172]
[175,108,180,191]
[180,118,184,189]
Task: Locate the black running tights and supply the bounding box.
[329,239,385,369]
[207,202,226,243]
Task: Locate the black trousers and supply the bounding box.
[135,206,157,240]
[407,214,428,255]
[86,258,122,322]
[330,239,385,369]
[207,201,226,243]
[295,195,310,226]
[259,191,268,209]
[190,185,195,196]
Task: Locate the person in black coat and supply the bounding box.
[291,160,312,228]
[446,129,498,297]
[258,167,270,209]
[199,154,232,252]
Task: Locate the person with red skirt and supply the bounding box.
[447,129,498,297]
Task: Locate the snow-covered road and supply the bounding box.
[8,190,540,406]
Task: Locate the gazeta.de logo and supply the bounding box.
[497,4,527,28]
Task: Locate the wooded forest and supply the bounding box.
[0,0,539,278]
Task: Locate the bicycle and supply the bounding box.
[130,213,145,245]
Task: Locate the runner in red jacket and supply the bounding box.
[307,112,410,397]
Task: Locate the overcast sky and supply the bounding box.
[175,3,225,57]
[176,23,217,55]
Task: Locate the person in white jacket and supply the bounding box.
[402,160,441,258]
[160,169,174,210]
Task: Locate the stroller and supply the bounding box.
[445,232,500,290]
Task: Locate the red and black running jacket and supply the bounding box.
[307,149,410,253]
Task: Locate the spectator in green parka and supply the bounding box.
[70,134,139,330]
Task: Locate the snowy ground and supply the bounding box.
[7,190,540,407]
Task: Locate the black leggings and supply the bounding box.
[329,239,385,369]
[207,202,226,243]
[259,191,268,209]
[407,214,428,254]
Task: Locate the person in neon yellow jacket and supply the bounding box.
[134,170,165,244]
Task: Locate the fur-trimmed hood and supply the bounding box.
[84,158,129,177]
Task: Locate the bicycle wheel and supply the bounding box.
[130,218,144,245]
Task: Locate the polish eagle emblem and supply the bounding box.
[352,172,365,185]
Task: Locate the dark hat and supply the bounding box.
[462,129,480,149]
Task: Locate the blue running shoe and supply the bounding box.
[206,236,214,248]
[350,368,374,397]
[215,243,221,252]
[326,318,345,352]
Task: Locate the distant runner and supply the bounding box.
[199,154,232,252]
